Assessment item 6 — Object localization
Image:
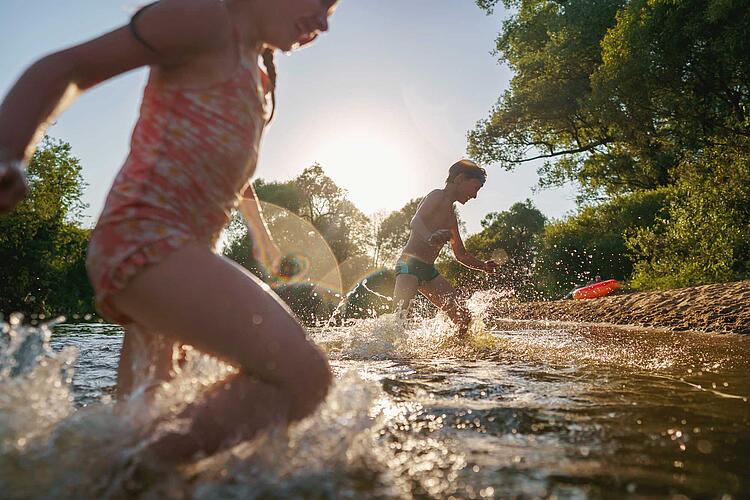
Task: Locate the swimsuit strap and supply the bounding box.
[129,2,160,54]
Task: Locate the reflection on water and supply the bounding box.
[1,306,749,498]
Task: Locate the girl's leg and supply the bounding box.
[117,324,177,399]
[419,276,470,335]
[392,273,419,318]
[109,243,332,460]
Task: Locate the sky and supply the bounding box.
[0,0,578,234]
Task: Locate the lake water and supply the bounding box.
[1,305,748,498]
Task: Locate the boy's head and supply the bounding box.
[446,160,487,204]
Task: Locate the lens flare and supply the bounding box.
[260,201,343,293]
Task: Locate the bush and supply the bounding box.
[343,269,396,320]
[628,145,750,289]
[439,200,546,300]
[533,189,668,299]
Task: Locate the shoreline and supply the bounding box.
[487,280,750,335]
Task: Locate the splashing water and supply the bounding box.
[0,319,392,498]
[1,288,749,498]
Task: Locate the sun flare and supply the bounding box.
[308,126,423,215]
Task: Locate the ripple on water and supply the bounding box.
[1,292,749,498]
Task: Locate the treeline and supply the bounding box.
[0,138,94,319]
[464,0,750,294]
[0,140,429,321]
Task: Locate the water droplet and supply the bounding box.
[697,440,713,454]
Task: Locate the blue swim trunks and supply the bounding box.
[395,257,440,285]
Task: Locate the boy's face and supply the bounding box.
[456,176,484,204]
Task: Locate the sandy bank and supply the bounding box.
[488,280,750,335]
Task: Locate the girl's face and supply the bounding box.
[456,176,483,204]
[257,0,338,52]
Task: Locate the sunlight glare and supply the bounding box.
[310,126,422,214]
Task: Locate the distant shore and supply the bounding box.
[489,280,750,335]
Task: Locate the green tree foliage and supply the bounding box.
[594,0,750,155]
[225,165,372,268]
[292,164,371,263]
[223,165,374,322]
[470,0,750,292]
[0,138,94,317]
[533,189,668,298]
[628,145,750,289]
[342,269,396,320]
[470,0,750,199]
[253,178,303,214]
[439,200,546,298]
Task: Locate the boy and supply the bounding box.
[393,159,499,336]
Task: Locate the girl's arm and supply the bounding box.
[239,185,282,273]
[0,0,231,211]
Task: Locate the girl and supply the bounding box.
[0,0,338,461]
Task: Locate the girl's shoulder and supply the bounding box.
[133,0,234,58]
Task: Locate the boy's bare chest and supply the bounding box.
[422,202,455,231]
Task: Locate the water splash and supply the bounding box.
[0,315,76,450]
[0,319,404,498]
[316,289,506,362]
[3,289,747,498]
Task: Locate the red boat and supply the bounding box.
[571,279,620,300]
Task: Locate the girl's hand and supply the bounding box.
[252,237,283,275]
[0,161,28,214]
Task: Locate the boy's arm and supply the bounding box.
[448,212,497,273]
[239,184,282,273]
[409,191,450,245]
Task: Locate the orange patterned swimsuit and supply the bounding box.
[86,44,270,323]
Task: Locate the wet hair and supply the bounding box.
[261,48,277,121]
[446,159,487,185]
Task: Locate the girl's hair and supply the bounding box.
[261,48,277,121]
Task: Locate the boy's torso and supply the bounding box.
[401,190,455,264]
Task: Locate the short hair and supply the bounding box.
[446,159,487,185]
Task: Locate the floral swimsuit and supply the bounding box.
[86,32,270,323]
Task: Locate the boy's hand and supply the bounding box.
[483,260,501,274]
[0,162,28,215]
[427,229,452,246]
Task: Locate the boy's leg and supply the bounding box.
[418,276,470,336]
[393,273,419,319]
[109,242,332,460]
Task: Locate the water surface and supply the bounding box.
[1,312,748,498]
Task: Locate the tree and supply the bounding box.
[532,189,668,298]
[292,164,371,263]
[439,200,547,298]
[222,165,374,321]
[628,144,750,289]
[253,178,303,214]
[470,0,750,199]
[0,138,94,317]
